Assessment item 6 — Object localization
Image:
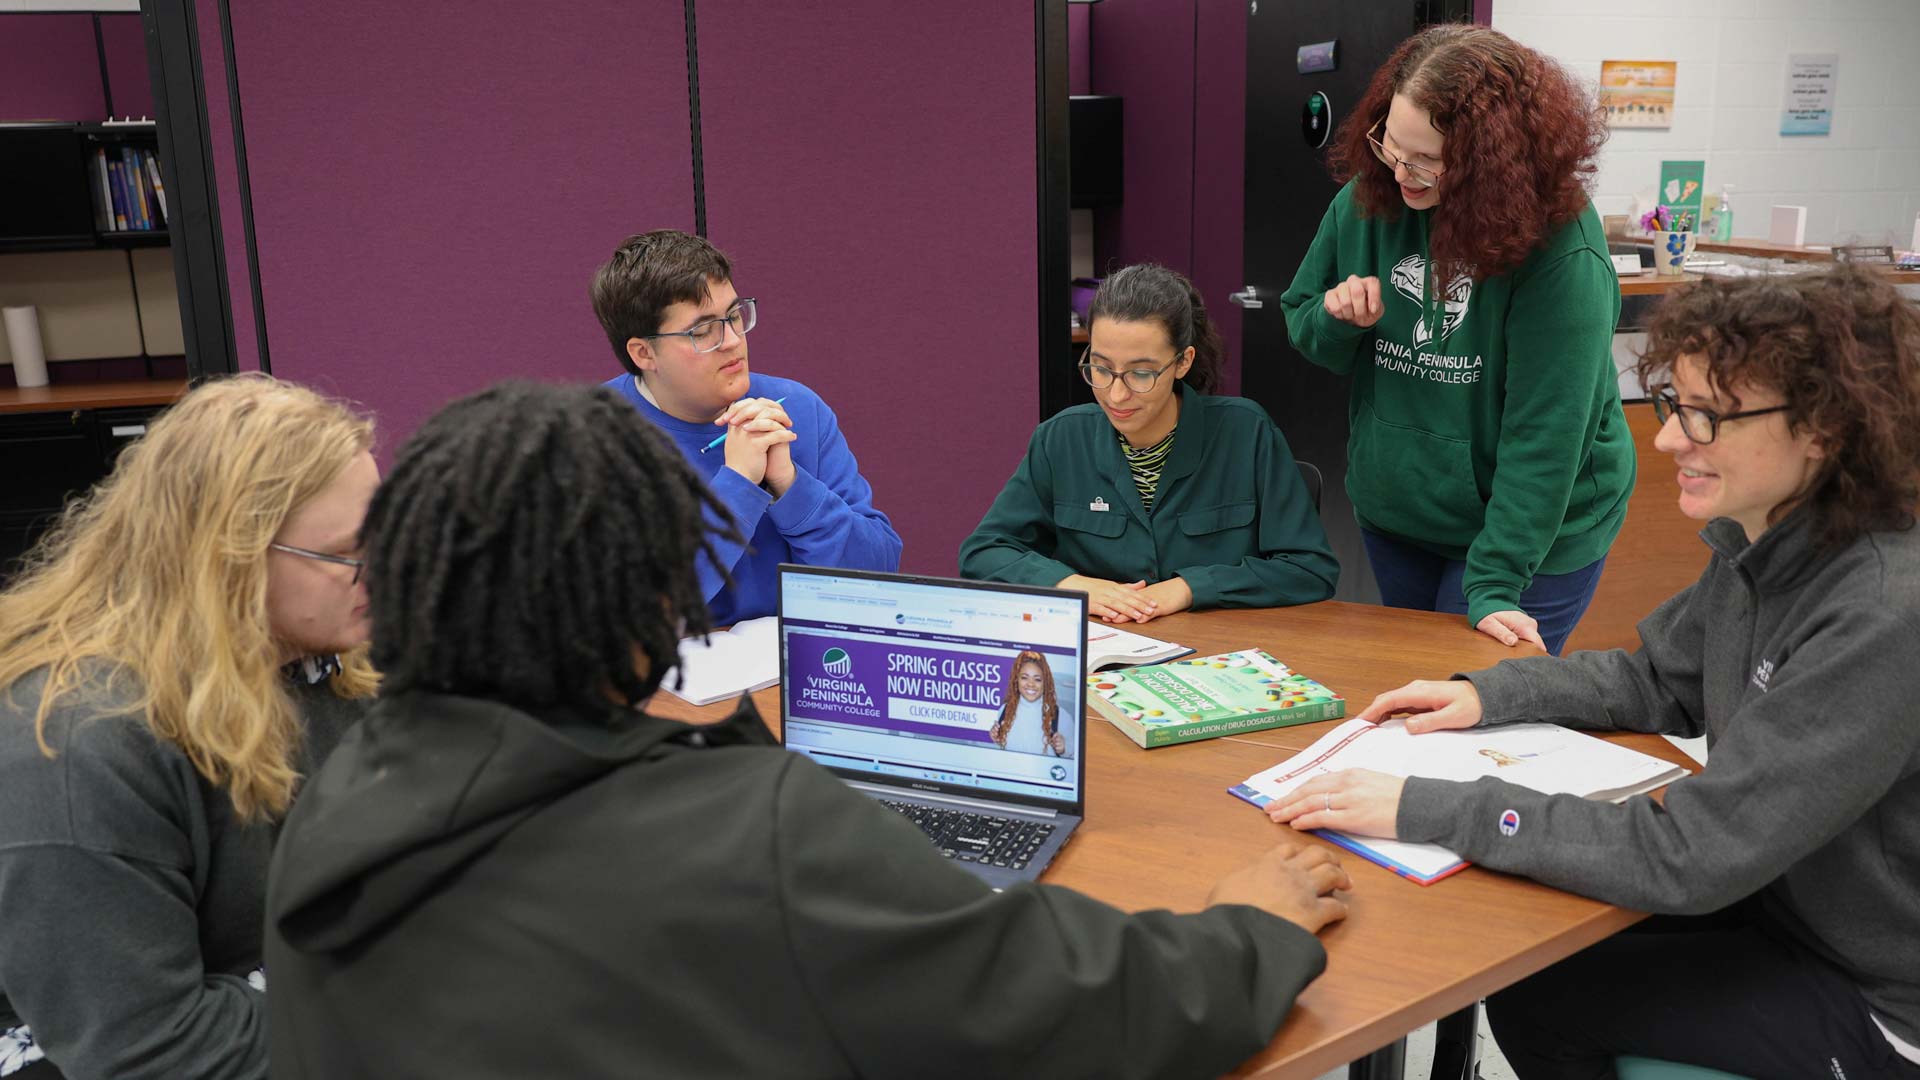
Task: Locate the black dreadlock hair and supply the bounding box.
[361,382,741,712]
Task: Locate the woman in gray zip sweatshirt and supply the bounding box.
[1267,264,1920,1079]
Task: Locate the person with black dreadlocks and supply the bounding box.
[262,382,1350,1080]
[590,229,901,625]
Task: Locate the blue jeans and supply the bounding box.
[1360,528,1606,656]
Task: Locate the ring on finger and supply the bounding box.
[1323,792,1332,813]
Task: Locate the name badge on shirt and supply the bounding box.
[1089,497,1110,512]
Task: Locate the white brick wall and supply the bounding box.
[1494,0,1920,247]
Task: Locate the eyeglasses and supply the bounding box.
[1078,347,1183,393]
[269,542,365,585]
[1367,119,1443,190]
[1650,387,1790,445]
[646,298,757,354]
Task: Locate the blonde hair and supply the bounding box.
[0,374,378,821]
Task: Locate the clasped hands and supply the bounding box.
[717,397,796,496]
[1057,574,1192,624]
[1263,678,1485,841]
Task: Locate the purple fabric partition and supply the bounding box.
[1090,0,1195,277]
[224,1,694,448]
[99,14,153,120]
[1068,3,1091,96]
[194,0,257,370]
[697,2,1038,576]
[1191,0,1245,395]
[0,14,104,121]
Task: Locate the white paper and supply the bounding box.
[659,616,780,707]
[1085,622,1188,670]
[1233,718,1689,878]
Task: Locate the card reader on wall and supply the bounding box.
[1297,40,1337,74]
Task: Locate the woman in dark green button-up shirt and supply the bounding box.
[961,265,1338,623]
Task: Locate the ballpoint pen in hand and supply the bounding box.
[699,395,789,454]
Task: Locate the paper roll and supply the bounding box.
[3,306,49,388]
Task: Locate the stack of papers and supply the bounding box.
[1230,717,1689,884]
[658,617,780,707]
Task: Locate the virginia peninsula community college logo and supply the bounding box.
[822,647,853,678]
[1389,253,1473,347]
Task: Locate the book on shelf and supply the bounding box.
[1229,717,1692,885]
[90,146,167,233]
[1087,648,1345,749]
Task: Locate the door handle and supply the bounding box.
[1228,286,1264,310]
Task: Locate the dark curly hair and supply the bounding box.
[1086,263,1224,393]
[361,382,742,712]
[1329,24,1607,283]
[1635,264,1920,548]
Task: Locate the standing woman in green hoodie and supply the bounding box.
[1278,24,1634,654]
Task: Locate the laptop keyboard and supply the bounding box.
[879,799,1055,870]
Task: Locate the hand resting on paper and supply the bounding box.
[1355,678,1483,734]
[1265,769,1407,840]
[1206,840,1351,933]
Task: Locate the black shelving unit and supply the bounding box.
[0,122,170,255]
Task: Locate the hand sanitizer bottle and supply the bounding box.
[1713,185,1735,242]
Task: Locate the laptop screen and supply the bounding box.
[778,566,1088,812]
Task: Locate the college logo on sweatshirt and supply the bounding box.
[1373,255,1484,387]
[1751,658,1775,692]
[1388,254,1473,346]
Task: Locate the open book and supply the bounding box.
[658,616,780,707]
[1086,623,1190,670]
[1229,717,1690,884]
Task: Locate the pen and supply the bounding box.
[698,395,789,454]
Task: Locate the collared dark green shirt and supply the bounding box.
[960,382,1338,609]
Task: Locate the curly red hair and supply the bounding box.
[1329,24,1607,282]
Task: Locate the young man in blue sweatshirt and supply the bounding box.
[591,231,901,623]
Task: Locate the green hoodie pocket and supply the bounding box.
[1347,400,1484,545]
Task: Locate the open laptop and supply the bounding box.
[777,564,1088,889]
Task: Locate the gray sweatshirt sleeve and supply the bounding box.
[772,758,1326,1079]
[1461,578,1709,738]
[1398,603,1920,914]
[0,710,265,1080]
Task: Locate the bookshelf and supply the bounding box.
[0,121,168,254]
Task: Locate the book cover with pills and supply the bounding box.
[1086,649,1345,749]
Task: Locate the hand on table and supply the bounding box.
[1355,678,1483,734]
[1323,275,1385,328]
[1207,839,1351,934]
[1058,575,1157,623]
[1265,769,1407,841]
[1136,576,1193,619]
[1475,609,1544,650]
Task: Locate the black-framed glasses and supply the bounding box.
[1078,347,1183,393]
[1366,119,1442,189]
[269,542,364,585]
[1650,387,1790,445]
[646,298,757,354]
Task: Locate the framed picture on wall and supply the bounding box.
[1599,59,1676,129]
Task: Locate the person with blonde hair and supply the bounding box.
[0,375,378,1080]
[989,650,1069,757]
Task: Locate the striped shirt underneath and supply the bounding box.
[1120,429,1176,514]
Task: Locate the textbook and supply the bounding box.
[659,616,779,707]
[1087,649,1345,749]
[1086,622,1191,670]
[1229,717,1691,885]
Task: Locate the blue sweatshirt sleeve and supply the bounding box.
[695,467,774,605]
[765,395,902,574]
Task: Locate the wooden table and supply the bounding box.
[650,601,1698,1077]
[0,377,188,414]
[1694,237,1834,262]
